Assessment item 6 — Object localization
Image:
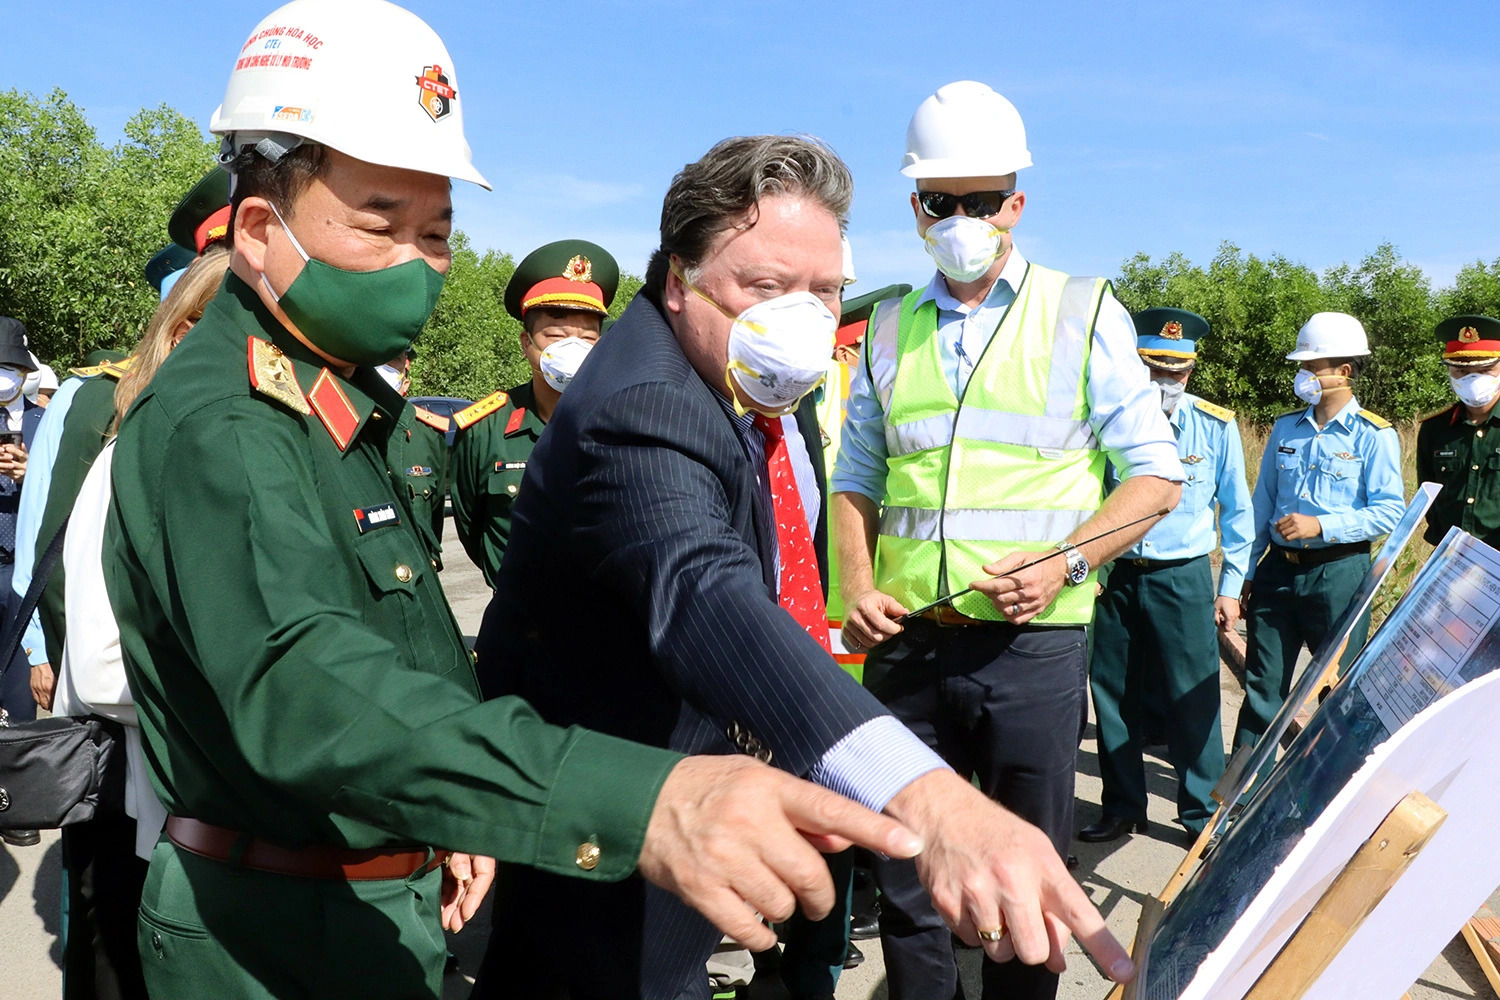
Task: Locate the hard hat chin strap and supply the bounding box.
[217,132,307,197]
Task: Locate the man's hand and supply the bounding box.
[842,589,908,650]
[1214,596,1241,633]
[440,853,495,933]
[30,662,54,711]
[886,770,1135,982]
[0,442,26,484]
[638,755,923,952]
[1275,512,1322,541]
[972,551,1068,625]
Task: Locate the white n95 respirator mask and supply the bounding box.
[923,215,1007,284]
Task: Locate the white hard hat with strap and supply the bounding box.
[210,0,489,189]
[1286,312,1371,360]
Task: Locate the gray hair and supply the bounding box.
[645,134,853,296]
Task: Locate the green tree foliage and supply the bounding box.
[1441,257,1500,318]
[0,88,217,366]
[1116,241,1454,423]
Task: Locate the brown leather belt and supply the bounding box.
[165,816,446,882]
[917,606,999,627]
[1271,541,1371,568]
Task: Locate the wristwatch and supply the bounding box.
[1056,542,1090,586]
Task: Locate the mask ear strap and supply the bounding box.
[668,259,743,325]
[264,201,312,264]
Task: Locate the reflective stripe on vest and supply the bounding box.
[869,264,1109,624]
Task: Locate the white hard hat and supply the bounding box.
[210,0,489,189]
[901,81,1032,179]
[37,364,58,392]
[23,361,40,401]
[841,236,857,287]
[1286,312,1370,360]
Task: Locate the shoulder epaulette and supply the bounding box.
[1418,404,1460,425]
[453,391,509,431]
[1357,409,1392,430]
[1194,399,1235,422]
[70,355,137,381]
[412,406,450,433]
[247,336,311,416]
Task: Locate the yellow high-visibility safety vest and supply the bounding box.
[865,263,1109,625]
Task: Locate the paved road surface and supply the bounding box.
[3,521,1492,999]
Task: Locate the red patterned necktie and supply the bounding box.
[753,414,832,652]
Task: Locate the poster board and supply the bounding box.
[1140,527,1500,998]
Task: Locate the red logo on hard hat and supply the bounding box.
[416,65,456,122]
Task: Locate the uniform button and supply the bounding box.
[1469,497,1477,505]
[1474,465,1481,471]
[576,842,601,870]
[469,649,478,664]
[395,564,413,583]
[1479,430,1486,438]
[370,411,382,421]
[1302,493,1310,499]
[151,930,163,954]
[431,559,439,569]
[507,484,518,496]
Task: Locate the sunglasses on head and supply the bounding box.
[917,189,1015,220]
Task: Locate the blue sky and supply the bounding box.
[7,0,1498,292]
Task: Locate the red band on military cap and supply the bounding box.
[195,207,232,253]
[836,319,868,348]
[1444,339,1500,359]
[521,276,607,315]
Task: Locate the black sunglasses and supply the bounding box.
[917,189,1015,220]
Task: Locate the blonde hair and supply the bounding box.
[111,247,231,433]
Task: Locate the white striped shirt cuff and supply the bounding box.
[810,715,951,813]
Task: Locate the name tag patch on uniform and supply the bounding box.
[406,466,432,477]
[353,503,400,533]
[1278,446,1297,455]
[495,461,527,472]
[1437,448,1457,458]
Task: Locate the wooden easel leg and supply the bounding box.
[1243,791,1448,1000]
[1460,909,1500,996]
[1283,638,1351,747]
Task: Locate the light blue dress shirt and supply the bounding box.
[14,376,84,665]
[1244,397,1405,583]
[831,246,1185,503]
[1117,394,1255,598]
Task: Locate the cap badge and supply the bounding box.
[416,65,456,122]
[1160,321,1184,340]
[564,255,593,283]
[1460,326,1481,344]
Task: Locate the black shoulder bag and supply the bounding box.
[0,516,125,829]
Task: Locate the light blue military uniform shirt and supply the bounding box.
[1245,396,1405,583]
[14,375,84,665]
[1119,393,1254,598]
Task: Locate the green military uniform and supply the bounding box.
[450,382,541,587]
[450,239,618,587]
[1417,315,1500,547]
[390,401,451,560]
[105,274,680,999]
[34,360,132,665]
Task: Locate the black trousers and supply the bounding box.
[61,806,150,1000]
[0,558,37,722]
[864,619,1087,1000]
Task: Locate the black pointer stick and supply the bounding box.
[894,507,1173,622]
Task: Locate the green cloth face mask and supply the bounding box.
[262,202,446,366]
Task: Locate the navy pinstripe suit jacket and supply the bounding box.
[473,291,892,999]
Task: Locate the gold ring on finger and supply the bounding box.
[978,927,1006,942]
